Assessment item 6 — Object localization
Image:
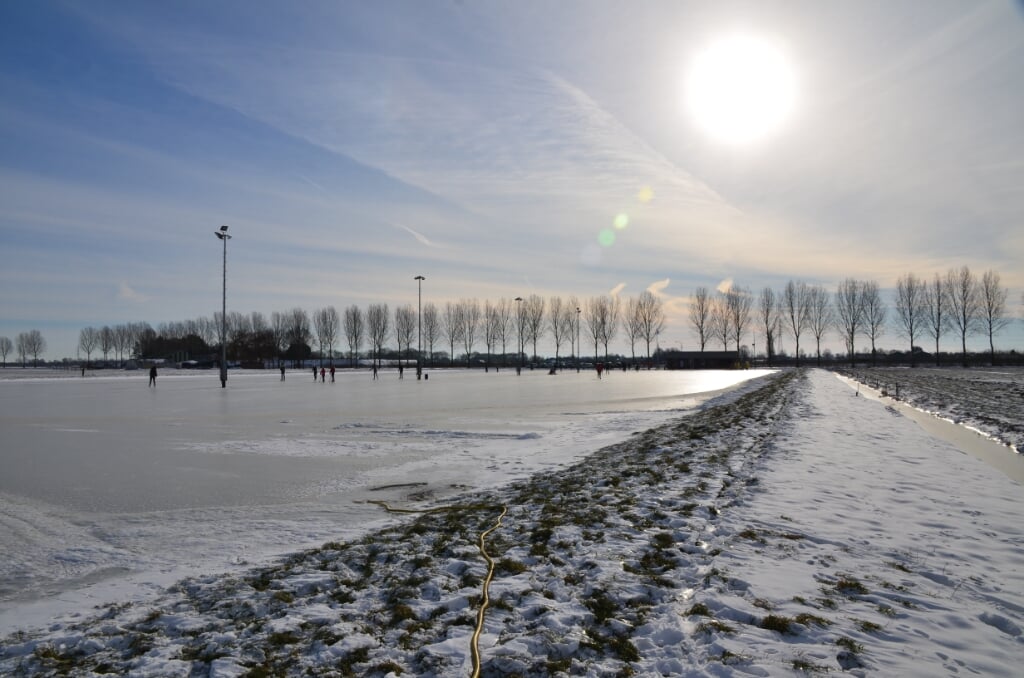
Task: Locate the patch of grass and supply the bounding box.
[686,602,711,617]
[697,619,735,634]
[496,558,528,576]
[794,612,831,628]
[753,598,773,610]
[368,660,404,675]
[834,575,869,596]
[585,589,620,624]
[272,590,294,604]
[886,560,912,573]
[266,631,301,647]
[855,619,883,633]
[836,637,864,654]
[759,614,795,634]
[389,604,418,626]
[737,528,766,544]
[791,656,830,673]
[877,604,897,617]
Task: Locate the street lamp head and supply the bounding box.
[414,275,425,281]
[515,296,523,302]
[220,225,229,232]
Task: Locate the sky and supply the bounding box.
[1,0,1023,360]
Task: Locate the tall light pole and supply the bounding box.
[214,225,231,388]
[414,275,425,379]
[514,296,524,374]
[576,306,581,373]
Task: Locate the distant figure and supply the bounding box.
[330,365,335,382]
[320,367,326,383]
[81,365,86,377]
[280,364,286,381]
[148,365,157,387]
[398,365,404,379]
[516,365,521,375]
[372,364,378,380]
[313,366,317,381]
[596,362,604,379]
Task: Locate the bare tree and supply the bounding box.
[601,295,621,362]
[484,300,500,371]
[923,274,948,366]
[16,332,28,367]
[709,294,731,350]
[636,291,666,365]
[806,285,834,367]
[97,326,113,362]
[20,329,46,367]
[944,266,980,367]
[459,299,481,367]
[894,273,926,366]
[689,287,711,351]
[979,269,1009,365]
[287,308,312,358]
[757,287,781,366]
[782,280,810,366]
[566,296,581,371]
[271,311,289,362]
[624,296,643,367]
[313,306,340,366]
[366,303,390,369]
[421,302,440,366]
[0,336,11,367]
[113,324,132,365]
[78,327,99,366]
[343,305,365,365]
[583,296,605,363]
[524,294,546,363]
[442,301,463,367]
[394,304,416,368]
[726,285,753,353]
[547,296,573,370]
[861,281,886,367]
[835,278,864,366]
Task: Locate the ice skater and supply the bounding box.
[148,365,157,387]
[280,364,286,381]
[312,366,317,381]
[320,367,326,383]
[330,365,335,382]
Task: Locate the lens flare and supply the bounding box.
[598,229,616,247]
[637,186,654,203]
[614,213,629,230]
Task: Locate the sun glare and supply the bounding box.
[685,33,797,145]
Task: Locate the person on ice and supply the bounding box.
[320,367,326,383]
[330,365,335,382]
[148,365,157,387]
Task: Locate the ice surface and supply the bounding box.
[0,367,766,634]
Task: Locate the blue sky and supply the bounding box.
[1,0,1022,359]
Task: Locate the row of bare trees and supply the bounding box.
[0,330,46,367]
[688,267,1012,367]
[73,291,668,370]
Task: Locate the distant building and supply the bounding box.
[661,350,739,370]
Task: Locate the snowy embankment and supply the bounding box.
[2,369,1022,676]
[837,366,1024,453]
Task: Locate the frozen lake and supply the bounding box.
[0,366,769,634]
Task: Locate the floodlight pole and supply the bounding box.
[515,297,524,374]
[415,275,425,379]
[215,225,231,388]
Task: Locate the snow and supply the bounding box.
[2,368,1023,676]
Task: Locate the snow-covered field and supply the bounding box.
[2,369,1021,676]
[837,366,1024,453]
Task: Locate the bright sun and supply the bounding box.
[685,33,797,145]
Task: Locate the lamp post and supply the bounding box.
[576,306,581,373]
[414,275,425,379]
[214,225,231,388]
[514,296,524,374]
